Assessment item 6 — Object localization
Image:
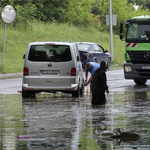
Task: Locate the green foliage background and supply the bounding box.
[1,0,149,33]
[0,0,149,73]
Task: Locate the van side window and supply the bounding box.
[28,45,72,62]
[73,45,80,61]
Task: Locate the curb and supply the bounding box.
[0,72,23,80]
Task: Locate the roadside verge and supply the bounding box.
[0,72,23,80]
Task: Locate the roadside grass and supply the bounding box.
[0,21,125,73]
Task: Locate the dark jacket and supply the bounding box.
[92,67,108,105]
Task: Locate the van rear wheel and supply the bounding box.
[22,88,35,98]
[72,87,80,97]
[80,84,84,96]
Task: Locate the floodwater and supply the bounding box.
[0,89,150,150]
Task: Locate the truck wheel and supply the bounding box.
[134,79,147,85]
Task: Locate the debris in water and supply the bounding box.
[17,134,30,140]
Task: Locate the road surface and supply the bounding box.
[1,69,150,94]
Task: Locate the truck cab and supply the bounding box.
[120,15,150,85]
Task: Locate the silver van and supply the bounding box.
[22,42,84,98]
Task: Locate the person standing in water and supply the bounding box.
[92,61,109,105]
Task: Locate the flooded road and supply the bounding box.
[0,69,150,149]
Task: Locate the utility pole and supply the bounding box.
[109,0,113,59]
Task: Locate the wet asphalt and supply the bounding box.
[0,69,150,150]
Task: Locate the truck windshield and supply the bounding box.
[126,22,150,42]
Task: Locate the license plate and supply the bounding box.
[141,66,150,69]
[41,70,59,75]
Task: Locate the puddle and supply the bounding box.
[0,91,150,150]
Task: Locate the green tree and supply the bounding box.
[128,0,150,10]
[64,0,94,27]
[14,2,37,29]
[0,0,95,27]
[1,0,150,34]
[92,0,149,34]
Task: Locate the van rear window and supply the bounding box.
[28,45,72,62]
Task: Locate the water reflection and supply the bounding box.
[133,85,148,100]
[22,95,81,149]
[122,86,150,149]
[1,90,150,150]
[79,89,150,149]
[92,106,107,150]
[0,94,25,150]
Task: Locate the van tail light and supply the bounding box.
[23,67,29,76]
[71,67,77,76]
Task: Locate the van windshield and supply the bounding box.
[28,45,72,62]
